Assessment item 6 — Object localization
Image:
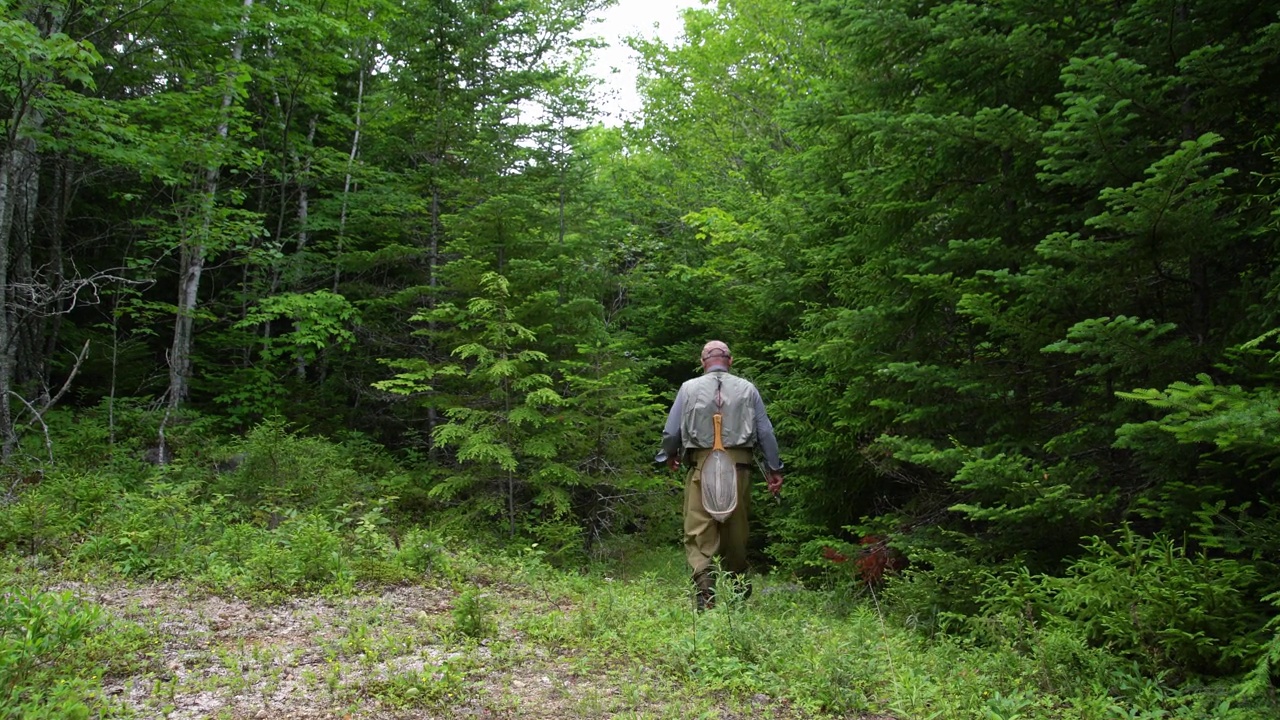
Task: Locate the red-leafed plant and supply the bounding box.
[823,535,907,586]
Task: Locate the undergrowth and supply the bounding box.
[1,415,1277,718]
[519,546,1277,719]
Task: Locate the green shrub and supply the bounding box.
[451,587,494,639]
[77,480,220,578]
[209,522,269,567]
[210,419,367,514]
[0,472,125,560]
[1236,591,1280,701]
[42,401,224,475]
[363,656,470,709]
[396,527,448,576]
[0,588,106,720]
[286,513,347,585]
[1056,529,1266,676]
[238,512,349,594]
[881,540,995,635]
[526,519,584,568]
[348,556,416,585]
[0,498,74,560]
[242,535,301,594]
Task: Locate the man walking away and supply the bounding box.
[656,340,784,610]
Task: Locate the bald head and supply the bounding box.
[700,340,732,371]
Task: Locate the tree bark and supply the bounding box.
[333,51,365,294]
[10,126,40,396]
[0,145,17,460]
[0,3,60,460]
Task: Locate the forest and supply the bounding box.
[2,0,1280,717]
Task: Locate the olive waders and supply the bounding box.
[685,446,755,610]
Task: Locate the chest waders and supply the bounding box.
[700,375,738,522]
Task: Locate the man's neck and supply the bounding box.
[704,364,731,373]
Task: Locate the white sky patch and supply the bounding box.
[583,0,702,125]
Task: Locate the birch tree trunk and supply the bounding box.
[333,51,366,294]
[166,0,255,412]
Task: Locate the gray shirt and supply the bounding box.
[656,368,783,471]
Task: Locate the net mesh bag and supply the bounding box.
[701,450,737,522]
[700,412,738,522]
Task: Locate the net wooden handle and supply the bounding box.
[713,413,724,451]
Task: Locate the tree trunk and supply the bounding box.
[323,48,367,386]
[505,373,514,537]
[166,0,254,412]
[425,44,448,453]
[10,123,40,397]
[0,148,17,460]
[294,116,316,379]
[0,3,60,460]
[334,52,366,295]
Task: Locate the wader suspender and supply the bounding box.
[713,375,724,445]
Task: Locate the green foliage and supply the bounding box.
[0,588,108,720]
[238,513,348,593]
[1057,530,1266,676]
[75,479,219,579]
[526,542,1276,718]
[0,473,103,560]
[882,537,994,632]
[209,418,369,515]
[378,268,665,553]
[395,527,450,576]
[0,415,465,600]
[1043,316,1185,380]
[948,452,1115,561]
[224,290,361,420]
[553,340,671,539]
[450,587,495,639]
[1117,373,1280,459]
[918,527,1270,679]
[1238,592,1280,701]
[363,657,470,710]
[421,273,567,526]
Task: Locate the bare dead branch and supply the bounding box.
[8,392,54,465]
[7,264,151,316]
[40,339,91,414]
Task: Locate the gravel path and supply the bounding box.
[56,580,825,720]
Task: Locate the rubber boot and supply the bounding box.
[693,569,716,611]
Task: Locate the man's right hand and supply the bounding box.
[667,457,680,472]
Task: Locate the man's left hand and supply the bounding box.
[766,471,784,496]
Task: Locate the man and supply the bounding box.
[656,340,784,609]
